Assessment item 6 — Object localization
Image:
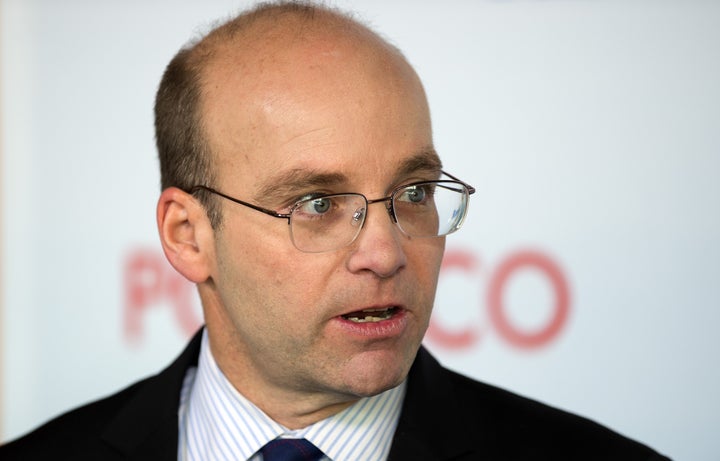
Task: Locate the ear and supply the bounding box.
[156,187,215,283]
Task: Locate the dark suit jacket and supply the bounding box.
[1,329,670,460]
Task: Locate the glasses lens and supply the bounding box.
[393,181,469,238]
[289,194,367,252]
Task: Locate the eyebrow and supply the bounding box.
[254,146,443,205]
[393,147,443,180]
[254,169,348,205]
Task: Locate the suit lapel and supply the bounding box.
[99,329,204,460]
[388,347,477,461]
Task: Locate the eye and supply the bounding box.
[398,185,431,204]
[407,188,425,203]
[310,197,331,214]
[295,196,334,216]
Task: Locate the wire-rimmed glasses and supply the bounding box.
[189,171,475,253]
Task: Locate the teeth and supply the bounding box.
[350,315,387,323]
[343,307,397,323]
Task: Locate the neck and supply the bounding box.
[202,316,359,429]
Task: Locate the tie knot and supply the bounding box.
[260,438,324,461]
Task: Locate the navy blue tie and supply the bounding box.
[260,438,324,461]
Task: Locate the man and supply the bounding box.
[1,2,670,460]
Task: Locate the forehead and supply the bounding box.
[198,12,435,194]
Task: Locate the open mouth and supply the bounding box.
[341,307,399,323]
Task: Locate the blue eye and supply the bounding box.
[310,198,331,214]
[296,197,333,216]
[399,185,430,204]
[407,187,425,203]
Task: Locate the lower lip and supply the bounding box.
[333,309,409,338]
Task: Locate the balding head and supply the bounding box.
[154,1,427,227]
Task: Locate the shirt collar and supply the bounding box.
[179,329,406,461]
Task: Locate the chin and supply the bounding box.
[339,346,417,397]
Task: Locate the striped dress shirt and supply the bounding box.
[178,331,406,461]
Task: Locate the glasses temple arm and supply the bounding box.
[441,170,476,195]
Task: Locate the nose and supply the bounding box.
[345,200,407,278]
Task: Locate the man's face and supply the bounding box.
[199,27,444,407]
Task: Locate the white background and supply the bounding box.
[2,1,719,459]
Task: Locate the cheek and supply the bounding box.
[265,254,346,303]
[216,232,335,312]
[229,252,290,301]
[411,239,445,283]
[215,216,293,280]
[213,231,276,307]
[416,242,446,315]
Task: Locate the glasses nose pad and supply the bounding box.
[351,207,366,227]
